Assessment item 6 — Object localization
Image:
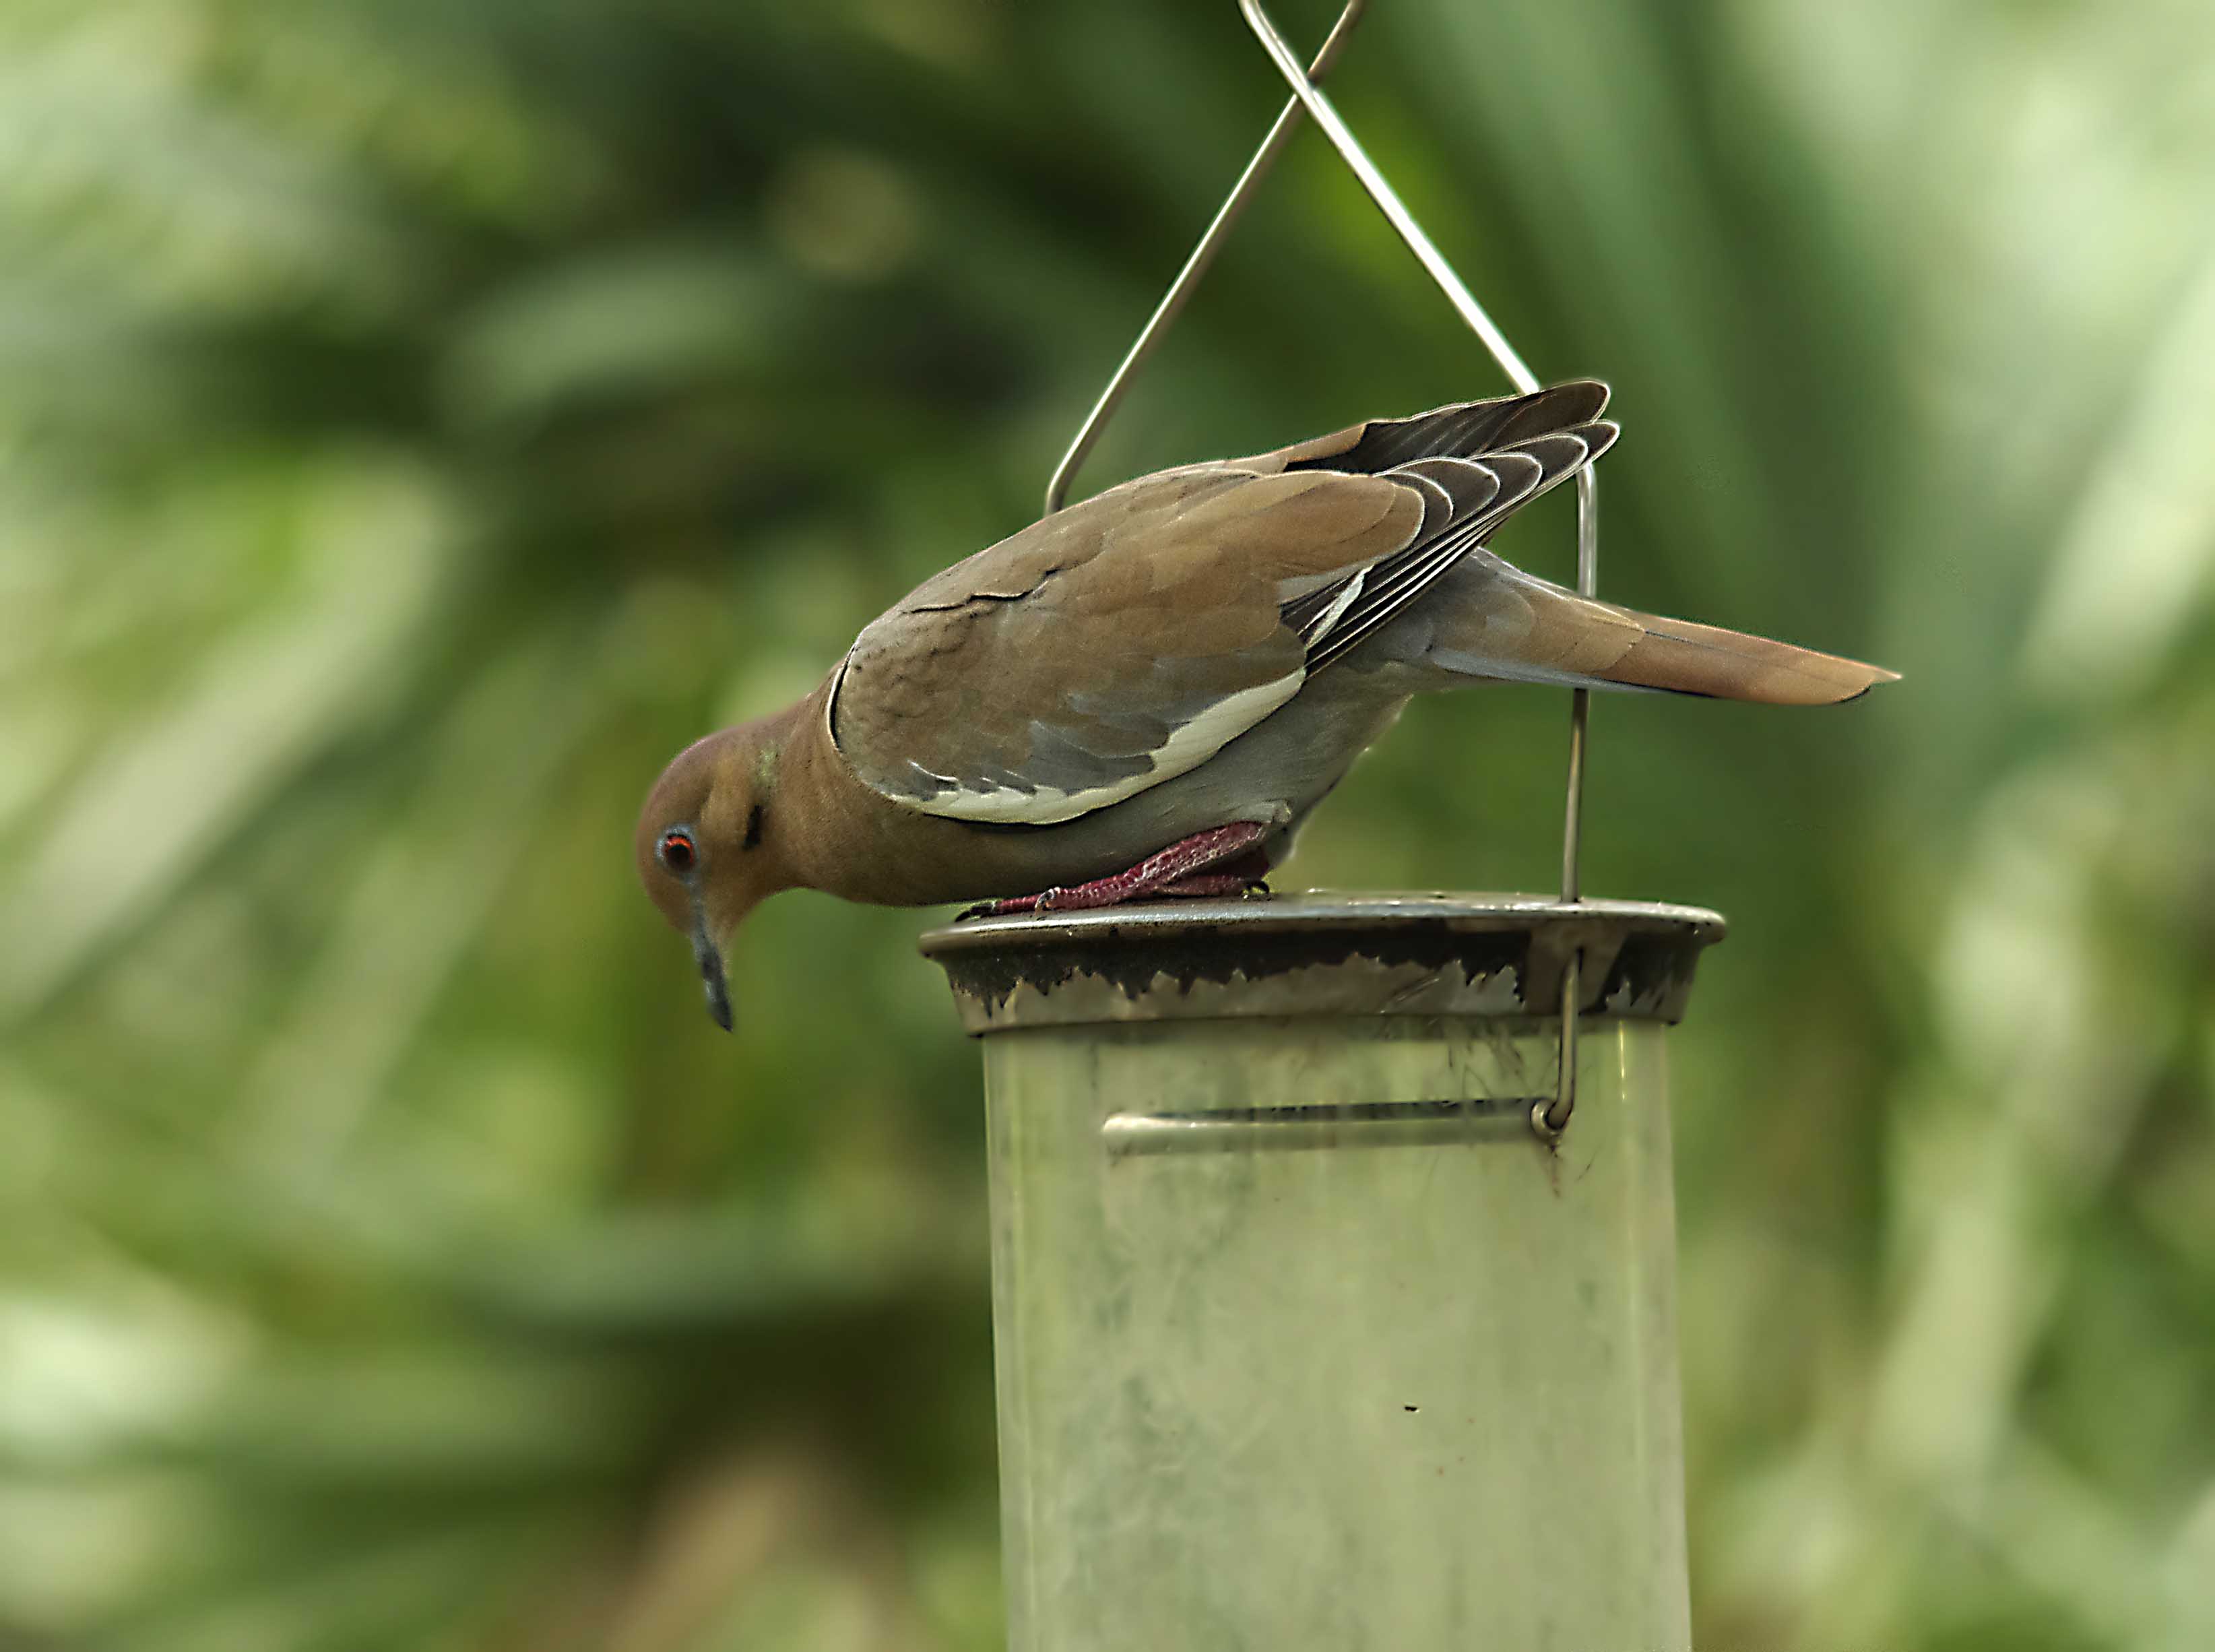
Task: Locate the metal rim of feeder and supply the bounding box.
[924,893,1723,1034]
[922,894,1724,1159]
[1039,0,1601,1143]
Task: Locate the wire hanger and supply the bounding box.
[1045,0,1597,1141]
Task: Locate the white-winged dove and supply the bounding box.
[637,381,1895,1027]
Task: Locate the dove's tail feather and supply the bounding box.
[1393,552,1899,706]
[1586,608,1899,705]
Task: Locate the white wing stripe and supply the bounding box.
[907,670,1306,825]
[1300,569,1368,648]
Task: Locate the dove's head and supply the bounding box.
[635,715,796,1031]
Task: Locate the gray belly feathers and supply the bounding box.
[1033,672,1413,877]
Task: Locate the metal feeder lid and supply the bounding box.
[918,891,1726,1034]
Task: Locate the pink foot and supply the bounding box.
[1152,872,1271,900]
[959,823,1273,919]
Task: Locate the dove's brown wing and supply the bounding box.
[830,381,1622,825]
[827,464,1425,824]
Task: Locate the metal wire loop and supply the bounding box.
[1043,2,1368,517]
[1048,1,1597,1138]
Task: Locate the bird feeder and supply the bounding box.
[920,897,1717,1650]
[922,4,1721,1647]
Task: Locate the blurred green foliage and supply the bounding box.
[3,0,2212,1647]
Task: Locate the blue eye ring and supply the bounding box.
[657,828,698,875]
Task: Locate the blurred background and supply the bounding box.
[3,0,2212,1647]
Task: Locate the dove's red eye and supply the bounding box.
[657,829,697,875]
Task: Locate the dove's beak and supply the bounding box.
[690,899,733,1032]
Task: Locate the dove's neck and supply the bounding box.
[767,671,991,908]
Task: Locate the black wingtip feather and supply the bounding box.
[1294,395,1623,674]
[1289,379,1615,476]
